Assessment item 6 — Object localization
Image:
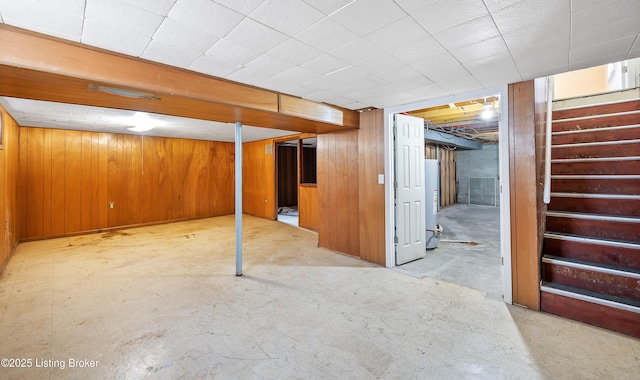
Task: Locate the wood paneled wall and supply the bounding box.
[0,106,20,269]
[508,80,544,310]
[19,127,234,240]
[277,145,298,207]
[298,185,318,231]
[243,139,276,220]
[318,130,360,256]
[357,109,386,265]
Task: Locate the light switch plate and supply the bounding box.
[378,174,384,184]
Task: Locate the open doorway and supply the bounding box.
[276,140,299,227]
[384,86,512,304]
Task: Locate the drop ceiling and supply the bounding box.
[0,0,639,140]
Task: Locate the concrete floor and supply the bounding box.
[277,206,298,228]
[396,204,502,300]
[0,215,638,379]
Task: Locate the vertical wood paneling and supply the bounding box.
[509,80,542,310]
[358,109,385,265]
[64,130,82,232]
[50,129,66,235]
[19,127,235,240]
[97,133,108,228]
[26,127,44,237]
[298,185,318,231]
[42,129,52,236]
[317,130,359,256]
[80,132,92,231]
[0,107,20,269]
[243,140,275,219]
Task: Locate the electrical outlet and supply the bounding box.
[109,202,115,209]
[4,220,7,230]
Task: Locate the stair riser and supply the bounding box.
[548,197,640,217]
[553,113,640,132]
[551,142,640,159]
[543,263,640,301]
[545,216,640,242]
[553,100,640,120]
[552,127,639,145]
[541,291,640,338]
[543,238,640,269]
[551,178,640,195]
[552,160,640,175]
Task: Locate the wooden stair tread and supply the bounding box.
[541,281,640,311]
[542,255,640,277]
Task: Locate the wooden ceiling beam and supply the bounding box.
[0,24,358,132]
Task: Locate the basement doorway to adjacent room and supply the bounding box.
[276,140,299,227]
[385,86,512,303]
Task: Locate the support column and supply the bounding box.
[235,121,243,276]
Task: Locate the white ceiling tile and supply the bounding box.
[410,53,464,78]
[365,16,428,51]
[570,35,637,65]
[394,0,439,13]
[330,38,384,65]
[330,0,406,36]
[502,16,569,49]
[0,0,84,41]
[295,17,358,51]
[517,54,569,79]
[119,0,177,16]
[493,0,570,34]
[572,0,640,32]
[227,54,295,85]
[572,18,639,49]
[390,37,447,65]
[451,36,508,64]
[260,66,321,91]
[267,38,322,65]
[300,53,349,74]
[356,53,406,74]
[204,39,262,69]
[434,16,501,51]
[168,0,243,37]
[344,75,390,91]
[465,52,523,86]
[283,83,327,98]
[214,0,266,15]
[151,18,219,54]
[250,0,325,35]
[85,0,164,38]
[300,73,345,91]
[520,63,569,80]
[225,18,289,52]
[483,0,525,12]
[302,0,354,15]
[323,65,370,84]
[412,0,489,35]
[378,68,435,90]
[82,20,152,56]
[142,39,204,68]
[511,37,570,62]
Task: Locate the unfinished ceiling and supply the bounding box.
[409,96,500,144]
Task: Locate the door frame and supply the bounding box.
[383,85,513,305]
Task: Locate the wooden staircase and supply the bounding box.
[540,96,640,338]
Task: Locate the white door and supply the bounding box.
[395,114,426,265]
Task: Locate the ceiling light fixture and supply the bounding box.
[480,102,496,120]
[88,84,160,100]
[127,112,156,132]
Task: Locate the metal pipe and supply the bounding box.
[543,76,554,204]
[235,121,243,276]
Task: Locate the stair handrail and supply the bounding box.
[543,76,554,204]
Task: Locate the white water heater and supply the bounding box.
[425,159,442,249]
